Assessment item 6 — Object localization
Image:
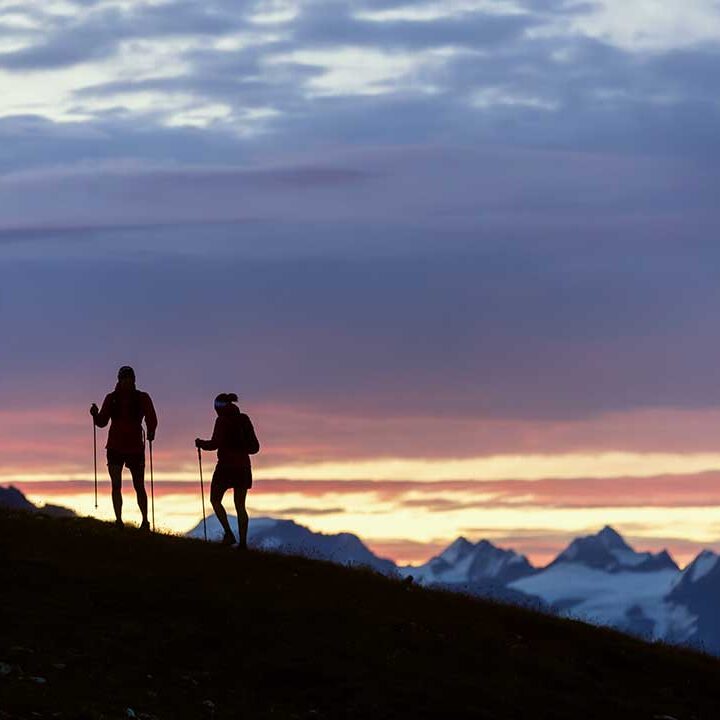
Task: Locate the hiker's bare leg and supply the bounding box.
[130,464,148,523]
[211,486,233,538]
[234,488,248,548]
[108,464,123,522]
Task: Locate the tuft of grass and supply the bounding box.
[1,508,720,720]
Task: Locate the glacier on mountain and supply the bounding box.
[182,511,720,654]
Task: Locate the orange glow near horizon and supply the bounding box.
[5,405,720,568]
[11,471,720,568]
[15,483,718,568]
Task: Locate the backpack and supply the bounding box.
[233,412,260,455]
[109,389,144,423]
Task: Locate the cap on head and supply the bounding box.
[118,365,136,382]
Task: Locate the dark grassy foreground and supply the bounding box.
[2,511,720,720]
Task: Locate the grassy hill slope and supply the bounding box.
[1,509,719,720]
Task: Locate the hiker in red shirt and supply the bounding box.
[90,366,158,531]
[195,393,259,550]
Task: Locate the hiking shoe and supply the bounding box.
[140,519,151,533]
[222,531,236,546]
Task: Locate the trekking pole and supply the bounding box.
[149,439,155,532]
[92,418,98,510]
[197,447,207,542]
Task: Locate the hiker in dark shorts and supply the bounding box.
[90,366,158,531]
[195,393,259,550]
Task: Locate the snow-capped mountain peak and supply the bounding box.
[597,525,629,550]
[551,527,677,573]
[670,550,720,592]
[687,551,720,583]
[663,549,720,650]
[186,515,397,576]
[437,536,474,565]
[180,512,720,656]
[401,537,535,586]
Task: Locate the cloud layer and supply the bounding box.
[2,0,720,162]
[3,0,720,556]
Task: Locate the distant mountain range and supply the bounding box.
[186,515,720,654]
[403,524,720,653]
[0,485,76,518]
[4,485,720,654]
[186,514,398,577]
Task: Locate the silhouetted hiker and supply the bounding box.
[195,393,259,550]
[90,366,158,531]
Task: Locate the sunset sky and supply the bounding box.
[3,0,720,566]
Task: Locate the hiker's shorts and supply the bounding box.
[107,449,145,473]
[211,464,252,495]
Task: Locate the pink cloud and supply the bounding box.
[13,471,720,508]
[7,404,720,474]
